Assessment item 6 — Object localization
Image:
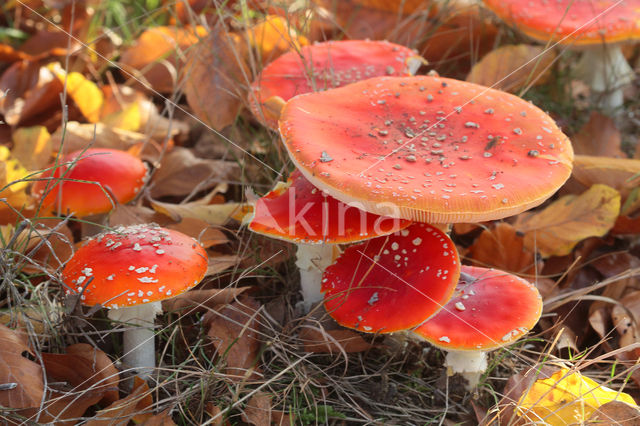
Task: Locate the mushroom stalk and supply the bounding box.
[575,44,634,113]
[444,350,488,390]
[295,244,334,311]
[108,301,163,378]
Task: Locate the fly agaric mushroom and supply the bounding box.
[279,75,573,223]
[321,222,460,333]
[482,0,640,112]
[249,39,424,128]
[32,148,147,217]
[248,170,410,310]
[62,224,208,377]
[413,265,543,389]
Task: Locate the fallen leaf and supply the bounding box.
[0,146,31,210]
[0,324,44,409]
[299,326,373,353]
[11,125,53,172]
[245,15,309,62]
[50,121,148,154]
[14,218,74,274]
[149,147,240,198]
[86,376,153,425]
[467,222,540,276]
[572,111,625,157]
[206,254,242,276]
[205,402,225,425]
[165,217,228,248]
[183,28,249,131]
[466,44,556,92]
[587,400,640,424]
[571,155,640,200]
[150,199,244,226]
[65,343,120,405]
[241,391,272,426]
[162,287,250,313]
[120,26,208,93]
[46,62,104,123]
[140,409,177,425]
[204,296,262,380]
[514,184,621,257]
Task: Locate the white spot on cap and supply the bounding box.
[439,336,451,343]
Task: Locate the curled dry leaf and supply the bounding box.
[0,323,44,409]
[120,26,208,93]
[50,121,147,154]
[204,296,262,381]
[149,147,240,198]
[466,44,556,92]
[299,326,374,354]
[571,111,625,157]
[514,184,621,257]
[467,222,539,276]
[162,287,250,313]
[184,28,250,131]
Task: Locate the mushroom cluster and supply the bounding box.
[248,41,573,387]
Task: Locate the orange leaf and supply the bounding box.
[245,15,309,62]
[86,376,153,425]
[571,111,625,157]
[572,155,640,199]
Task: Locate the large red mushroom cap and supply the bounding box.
[62,224,208,308]
[321,222,460,333]
[250,39,421,128]
[32,149,147,217]
[248,170,411,244]
[482,0,640,46]
[279,75,573,223]
[413,265,542,351]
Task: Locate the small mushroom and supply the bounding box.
[62,224,208,377]
[413,265,543,389]
[321,222,460,333]
[248,170,409,311]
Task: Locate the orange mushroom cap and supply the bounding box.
[62,224,208,308]
[321,222,460,333]
[32,149,147,217]
[248,170,411,243]
[279,75,573,223]
[250,39,420,128]
[413,265,542,351]
[482,0,640,46]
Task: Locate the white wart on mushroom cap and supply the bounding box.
[321,222,460,333]
[413,265,543,351]
[279,75,573,223]
[62,224,208,308]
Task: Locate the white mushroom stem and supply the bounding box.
[574,44,635,113]
[295,243,335,311]
[107,301,163,378]
[444,350,488,390]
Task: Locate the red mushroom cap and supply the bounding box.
[321,222,460,333]
[279,75,573,223]
[62,224,208,308]
[248,170,411,243]
[482,0,640,46]
[250,39,420,128]
[32,149,147,217]
[413,265,542,350]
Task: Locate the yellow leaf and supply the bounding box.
[0,146,30,209]
[101,102,142,131]
[517,368,637,425]
[514,184,620,257]
[246,15,309,61]
[47,63,104,123]
[11,126,52,171]
[572,155,640,198]
[466,44,556,92]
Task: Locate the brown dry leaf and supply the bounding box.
[206,254,242,277]
[150,147,240,198]
[299,326,373,353]
[514,184,621,257]
[18,30,74,58]
[65,343,120,405]
[245,15,309,62]
[163,287,250,313]
[467,222,539,276]
[242,391,272,426]
[0,323,44,409]
[140,409,177,425]
[0,44,30,62]
[466,44,556,92]
[108,204,171,228]
[184,28,250,131]
[572,155,640,200]
[572,111,625,157]
[11,125,53,171]
[205,402,225,425]
[204,296,262,380]
[86,376,153,425]
[166,217,228,248]
[0,59,64,126]
[150,199,245,226]
[17,218,74,274]
[50,121,148,153]
[587,401,640,424]
[120,26,208,93]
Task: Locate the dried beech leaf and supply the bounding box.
[572,155,640,199]
[299,326,373,353]
[466,44,556,92]
[11,125,53,172]
[150,147,240,198]
[572,111,625,157]
[241,391,272,426]
[166,217,228,248]
[184,29,250,131]
[206,254,242,277]
[587,401,640,424]
[0,324,44,409]
[205,296,262,380]
[514,184,620,257]
[162,287,250,313]
[467,222,539,275]
[65,343,120,405]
